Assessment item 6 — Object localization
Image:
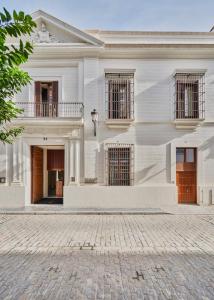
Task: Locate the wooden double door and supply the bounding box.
[176,148,197,204]
[31,147,64,203]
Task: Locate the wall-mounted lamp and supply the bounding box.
[91,109,98,136]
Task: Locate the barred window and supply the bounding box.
[175,73,205,119]
[105,144,134,186]
[105,73,134,119]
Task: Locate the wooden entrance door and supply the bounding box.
[176,148,197,204]
[31,146,43,204]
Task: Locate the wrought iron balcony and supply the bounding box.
[16,102,84,119]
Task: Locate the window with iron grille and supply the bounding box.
[105,73,134,119]
[175,73,205,119]
[105,144,134,186]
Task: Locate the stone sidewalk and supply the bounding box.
[0,214,214,299]
[0,204,214,215]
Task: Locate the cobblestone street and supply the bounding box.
[0,214,214,299]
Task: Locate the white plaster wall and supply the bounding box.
[2,57,214,207]
[15,66,78,103]
[83,58,100,179]
[82,58,214,206]
[0,186,25,208]
[0,143,6,179]
[64,186,176,208]
[98,59,214,122]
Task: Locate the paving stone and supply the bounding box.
[0,215,214,299]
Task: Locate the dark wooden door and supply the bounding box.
[176,148,197,204]
[31,146,43,204]
[47,150,64,171]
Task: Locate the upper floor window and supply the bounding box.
[105,73,134,120]
[106,144,134,186]
[175,73,205,119]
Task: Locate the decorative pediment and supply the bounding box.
[31,10,104,46]
[31,21,59,43]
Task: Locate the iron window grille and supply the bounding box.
[174,73,205,119]
[105,143,134,186]
[105,73,134,120]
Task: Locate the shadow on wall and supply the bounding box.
[84,71,199,185]
[96,143,105,184]
[135,163,159,184]
[96,122,191,146]
[85,72,192,146]
[135,124,189,146]
[135,142,175,184]
[95,142,174,185]
[199,136,214,160]
[134,75,173,122]
[0,143,6,179]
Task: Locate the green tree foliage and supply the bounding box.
[0,8,36,143]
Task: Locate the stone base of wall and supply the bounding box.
[0,185,25,208]
[198,186,214,206]
[0,185,213,208]
[64,185,177,208]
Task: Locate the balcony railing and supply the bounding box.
[16,102,84,118]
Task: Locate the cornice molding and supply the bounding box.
[27,46,214,59]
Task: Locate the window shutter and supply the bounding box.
[35,81,41,103]
[52,81,58,103]
[193,82,199,118]
[35,82,41,117]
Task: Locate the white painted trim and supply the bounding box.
[30,76,62,102]
[104,68,136,73]
[24,60,79,68]
[23,137,67,205]
[173,69,207,75]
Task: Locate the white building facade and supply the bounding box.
[0,10,214,208]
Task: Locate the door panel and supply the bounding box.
[56,181,63,197]
[48,171,56,196]
[31,146,43,204]
[56,170,64,197]
[177,171,197,204]
[47,150,64,171]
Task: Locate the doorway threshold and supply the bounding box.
[36,197,63,205]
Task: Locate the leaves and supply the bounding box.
[0,8,36,143]
[0,127,23,144]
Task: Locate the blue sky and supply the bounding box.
[1,0,214,31]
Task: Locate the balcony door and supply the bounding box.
[35,81,58,117]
